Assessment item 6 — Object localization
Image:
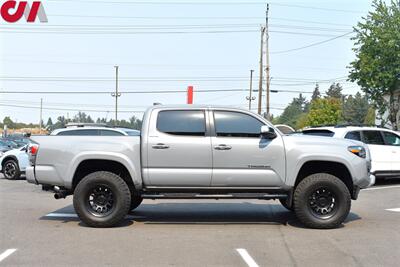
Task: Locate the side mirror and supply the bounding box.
[261,126,277,139]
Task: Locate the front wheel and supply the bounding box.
[73,171,131,228]
[3,160,21,180]
[293,173,351,229]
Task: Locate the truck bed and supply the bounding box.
[28,136,142,188]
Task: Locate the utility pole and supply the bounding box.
[257,26,265,115]
[246,70,255,110]
[39,98,43,134]
[111,66,121,125]
[265,3,271,119]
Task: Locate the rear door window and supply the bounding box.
[361,131,385,145]
[344,131,361,141]
[157,110,206,136]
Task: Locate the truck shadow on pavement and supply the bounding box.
[40,202,361,229]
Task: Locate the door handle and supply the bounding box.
[214,144,232,150]
[152,143,170,149]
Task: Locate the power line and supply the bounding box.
[49,0,364,13]
[0,75,348,82]
[47,14,354,27]
[0,23,350,32]
[0,89,249,94]
[271,32,353,54]
[0,103,286,113]
[0,103,145,113]
[271,3,364,14]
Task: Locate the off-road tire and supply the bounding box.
[130,195,143,211]
[279,198,294,211]
[3,159,21,180]
[73,171,131,228]
[294,173,351,229]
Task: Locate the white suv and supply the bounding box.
[302,126,400,179]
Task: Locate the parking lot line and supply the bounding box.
[385,208,400,212]
[0,249,17,262]
[236,248,260,267]
[46,213,78,218]
[364,185,400,191]
[45,213,145,220]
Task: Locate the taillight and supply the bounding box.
[28,144,39,165]
[29,144,39,155]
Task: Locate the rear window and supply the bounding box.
[382,131,400,146]
[302,130,334,137]
[362,131,385,145]
[100,130,124,136]
[157,110,206,136]
[57,129,100,136]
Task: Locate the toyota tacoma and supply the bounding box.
[26,105,375,228]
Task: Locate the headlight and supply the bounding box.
[348,146,366,158]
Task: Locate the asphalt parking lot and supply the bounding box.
[0,176,399,267]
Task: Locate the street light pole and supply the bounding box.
[111,66,121,125]
[246,70,255,110]
[265,3,271,119]
[39,98,43,134]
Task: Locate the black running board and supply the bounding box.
[141,193,288,200]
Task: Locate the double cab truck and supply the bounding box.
[26,105,375,229]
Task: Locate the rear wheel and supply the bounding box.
[73,171,131,227]
[294,173,351,229]
[3,160,20,180]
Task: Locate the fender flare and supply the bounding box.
[65,151,141,188]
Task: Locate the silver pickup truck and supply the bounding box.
[26,105,375,229]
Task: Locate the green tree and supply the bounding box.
[342,92,370,124]
[72,112,94,123]
[3,117,15,128]
[53,116,67,129]
[349,0,400,130]
[364,107,376,126]
[46,117,54,131]
[312,83,321,101]
[277,94,308,129]
[306,98,343,126]
[325,83,344,99]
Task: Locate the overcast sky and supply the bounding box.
[0,0,378,124]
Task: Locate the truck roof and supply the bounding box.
[146,104,252,111]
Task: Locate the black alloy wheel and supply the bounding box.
[3,160,20,180]
[86,185,115,217]
[308,187,337,219]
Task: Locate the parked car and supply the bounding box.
[275,124,295,134]
[302,126,400,179]
[0,144,10,156]
[0,139,19,149]
[0,145,29,180]
[7,137,30,147]
[26,106,374,229]
[51,125,140,136]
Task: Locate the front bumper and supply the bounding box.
[352,174,375,200]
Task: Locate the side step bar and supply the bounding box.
[141,193,288,200]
